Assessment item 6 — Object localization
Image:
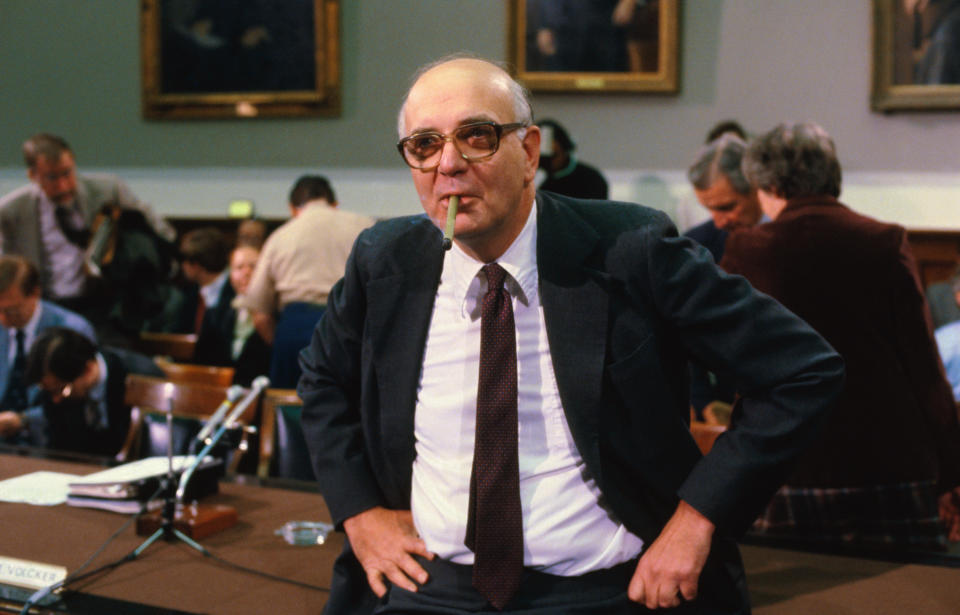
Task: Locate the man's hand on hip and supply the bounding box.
[628,499,715,609]
[343,506,435,597]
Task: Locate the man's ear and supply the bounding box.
[522,125,542,184]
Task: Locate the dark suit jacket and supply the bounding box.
[721,196,960,491]
[194,282,271,387]
[299,192,843,613]
[684,218,728,263]
[40,346,164,457]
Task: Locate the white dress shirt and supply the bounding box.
[411,202,643,575]
[37,191,86,300]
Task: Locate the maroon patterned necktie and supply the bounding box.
[465,263,523,610]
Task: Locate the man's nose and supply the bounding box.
[436,140,468,175]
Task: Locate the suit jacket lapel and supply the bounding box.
[366,223,445,483]
[76,179,96,224]
[537,194,609,481]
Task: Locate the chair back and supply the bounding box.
[137,332,197,362]
[258,388,314,480]
[155,357,235,387]
[117,374,261,472]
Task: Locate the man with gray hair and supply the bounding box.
[299,55,843,614]
[0,134,175,307]
[685,134,764,417]
[684,133,763,263]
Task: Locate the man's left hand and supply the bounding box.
[628,500,715,609]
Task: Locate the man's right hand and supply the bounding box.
[0,411,22,438]
[343,506,435,598]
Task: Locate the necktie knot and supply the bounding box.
[482,263,507,294]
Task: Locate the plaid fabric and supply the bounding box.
[751,480,948,550]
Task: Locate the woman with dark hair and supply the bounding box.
[721,121,960,547]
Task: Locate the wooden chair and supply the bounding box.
[117,374,261,473]
[258,388,314,481]
[690,420,727,455]
[137,332,197,362]
[154,357,235,387]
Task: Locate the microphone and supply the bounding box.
[442,195,459,251]
[176,376,270,502]
[222,376,270,429]
[194,385,245,446]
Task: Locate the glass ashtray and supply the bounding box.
[275,521,334,546]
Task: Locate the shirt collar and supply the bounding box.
[442,200,538,318]
[200,271,228,308]
[9,299,43,343]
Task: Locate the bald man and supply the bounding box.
[298,55,843,614]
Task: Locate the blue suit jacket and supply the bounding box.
[299,192,844,613]
[0,300,96,404]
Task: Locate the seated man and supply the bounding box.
[176,227,232,335]
[0,256,96,444]
[24,327,162,457]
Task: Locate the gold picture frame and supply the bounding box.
[141,0,340,119]
[872,0,960,112]
[508,0,679,94]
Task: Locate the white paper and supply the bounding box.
[68,456,203,486]
[0,471,79,506]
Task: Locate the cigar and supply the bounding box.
[442,195,459,251]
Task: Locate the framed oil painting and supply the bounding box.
[508,0,679,93]
[872,0,960,111]
[141,0,340,119]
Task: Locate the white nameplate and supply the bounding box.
[0,556,67,590]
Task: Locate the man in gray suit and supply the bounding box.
[0,255,95,444]
[299,56,844,614]
[0,133,175,314]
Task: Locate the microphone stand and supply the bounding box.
[132,384,208,557]
[132,378,267,555]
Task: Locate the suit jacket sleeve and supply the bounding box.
[626,217,845,536]
[298,233,384,527]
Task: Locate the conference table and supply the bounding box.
[2,452,960,614]
[1,453,336,614]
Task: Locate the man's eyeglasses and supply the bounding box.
[397,121,527,171]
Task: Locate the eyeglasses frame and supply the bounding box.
[396,121,529,171]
